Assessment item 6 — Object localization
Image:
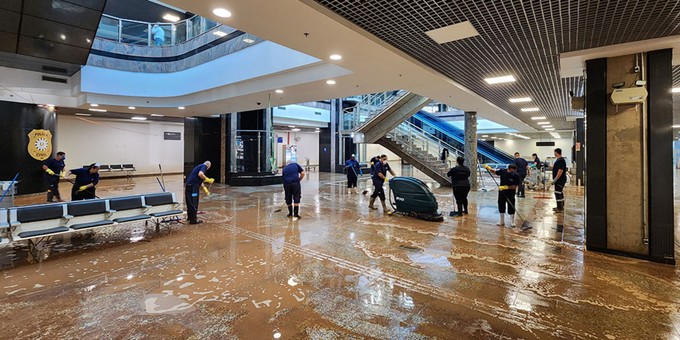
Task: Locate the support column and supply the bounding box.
[575,118,585,186]
[464,111,478,191]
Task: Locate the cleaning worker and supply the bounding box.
[513,152,530,198]
[484,163,520,227]
[447,156,471,217]
[363,154,381,196]
[68,163,100,201]
[369,154,396,212]
[185,161,214,225]
[550,148,567,213]
[42,151,66,202]
[282,160,305,219]
[344,154,361,194]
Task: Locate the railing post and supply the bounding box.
[148,23,152,46]
[118,19,122,43]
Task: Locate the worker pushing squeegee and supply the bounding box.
[185,161,214,225]
[484,163,521,228]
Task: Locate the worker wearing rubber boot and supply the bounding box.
[447,156,470,217]
[185,161,214,225]
[42,151,66,202]
[513,152,530,198]
[68,163,100,201]
[369,154,396,212]
[344,154,362,194]
[550,148,567,213]
[485,164,520,227]
[282,160,305,219]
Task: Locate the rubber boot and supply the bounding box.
[463,201,468,214]
[456,203,463,217]
[293,206,301,219]
[287,206,293,218]
[369,197,377,210]
[353,187,359,194]
[509,214,516,227]
[497,213,505,226]
[381,199,391,213]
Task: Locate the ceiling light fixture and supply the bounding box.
[531,116,546,120]
[75,113,91,116]
[213,8,232,18]
[521,107,540,112]
[88,108,107,112]
[131,116,147,121]
[326,80,336,85]
[537,121,551,125]
[545,128,555,131]
[672,88,680,93]
[243,38,255,44]
[484,75,515,84]
[128,106,136,110]
[213,31,227,37]
[425,21,479,44]
[329,54,342,61]
[509,97,532,103]
[59,34,67,40]
[86,38,92,44]
[550,132,561,139]
[275,89,284,94]
[482,135,489,137]
[151,114,164,117]
[163,14,180,22]
[543,125,554,129]
[90,103,99,107]
[178,106,185,110]
[672,124,680,128]
[291,128,301,132]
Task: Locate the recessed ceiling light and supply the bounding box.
[243,38,255,44]
[59,34,67,41]
[315,130,321,133]
[291,128,301,132]
[672,87,680,93]
[75,113,91,116]
[288,125,296,128]
[86,38,91,44]
[151,114,164,117]
[131,116,147,121]
[484,75,515,84]
[88,108,107,112]
[672,124,680,128]
[531,116,546,120]
[213,31,227,37]
[482,135,489,137]
[491,136,498,139]
[326,80,336,85]
[213,8,232,18]
[275,89,284,94]
[329,54,342,61]
[163,14,180,22]
[545,128,555,131]
[178,106,185,110]
[521,107,540,112]
[550,132,561,139]
[509,97,531,103]
[537,121,551,125]
[90,103,99,107]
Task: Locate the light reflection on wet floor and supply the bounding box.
[0,170,679,339]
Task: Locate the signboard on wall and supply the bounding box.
[164,132,181,140]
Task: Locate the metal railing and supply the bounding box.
[387,120,464,171]
[96,13,224,47]
[341,90,408,132]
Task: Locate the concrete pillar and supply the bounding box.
[464,111,478,190]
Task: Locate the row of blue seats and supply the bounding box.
[0,192,183,242]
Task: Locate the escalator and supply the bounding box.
[409,111,514,164]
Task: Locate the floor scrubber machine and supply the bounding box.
[388,177,444,222]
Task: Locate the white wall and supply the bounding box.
[493,136,574,163]
[56,116,184,174]
[274,131,320,167]
[365,144,401,162]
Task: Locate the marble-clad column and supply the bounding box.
[464,111,478,191]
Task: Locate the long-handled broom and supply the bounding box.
[484,167,531,230]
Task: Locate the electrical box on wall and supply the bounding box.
[610,87,648,104]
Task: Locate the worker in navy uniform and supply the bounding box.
[67,163,100,201]
[485,163,520,227]
[282,161,305,219]
[532,153,542,169]
[550,148,567,213]
[42,151,66,202]
[513,152,530,198]
[344,154,362,194]
[447,156,471,217]
[185,161,214,225]
[369,154,396,212]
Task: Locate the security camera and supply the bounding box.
[256,102,261,106]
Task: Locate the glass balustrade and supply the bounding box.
[233,130,275,174]
[95,13,225,47]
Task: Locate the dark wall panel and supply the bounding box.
[183,117,221,181]
[318,128,331,173]
[575,118,585,185]
[585,58,608,250]
[646,49,675,262]
[0,101,56,195]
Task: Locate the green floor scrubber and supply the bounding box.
[388,177,444,222]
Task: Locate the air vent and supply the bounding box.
[42,76,68,84]
[42,65,68,74]
[536,141,555,147]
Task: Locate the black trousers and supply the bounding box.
[347,173,358,188]
[554,181,565,207]
[284,182,302,205]
[46,176,61,202]
[185,183,200,222]
[498,190,516,214]
[370,179,385,200]
[453,186,470,212]
[72,186,96,201]
[517,173,527,196]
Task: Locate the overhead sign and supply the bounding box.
[164,132,181,140]
[27,129,52,161]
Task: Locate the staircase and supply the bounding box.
[378,120,463,187]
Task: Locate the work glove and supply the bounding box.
[45,169,55,176]
[202,186,210,196]
[78,185,88,192]
[484,164,492,171]
[499,185,509,191]
[60,171,66,178]
[204,177,215,184]
[384,177,388,183]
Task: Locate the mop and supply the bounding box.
[65,178,100,199]
[477,162,488,192]
[484,167,531,230]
